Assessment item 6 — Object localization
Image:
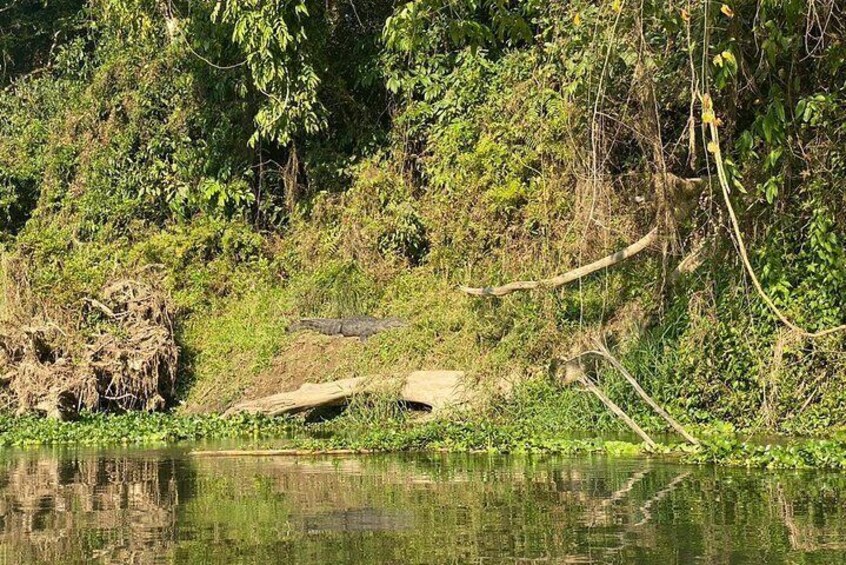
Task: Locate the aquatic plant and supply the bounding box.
[0,411,295,447]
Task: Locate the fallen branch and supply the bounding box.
[567,360,656,448]
[590,343,699,445]
[460,227,659,297]
[581,375,656,448]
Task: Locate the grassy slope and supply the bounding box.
[178,264,676,438]
[181,271,500,413]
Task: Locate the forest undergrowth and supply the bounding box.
[0,0,844,443]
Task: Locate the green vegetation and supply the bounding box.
[0,0,845,460]
[0,411,295,447]
[273,382,846,470]
[5,404,846,471]
[301,420,846,470]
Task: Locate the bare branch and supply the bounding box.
[577,370,657,449]
[460,227,660,297]
[590,343,699,445]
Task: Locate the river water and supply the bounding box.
[0,445,845,563]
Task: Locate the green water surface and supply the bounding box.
[0,446,845,563]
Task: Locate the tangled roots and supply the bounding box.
[0,279,177,417]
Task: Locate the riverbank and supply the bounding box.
[0,412,296,447]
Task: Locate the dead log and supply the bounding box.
[459,227,659,297]
[226,377,364,416]
[224,370,468,417]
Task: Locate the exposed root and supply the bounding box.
[87,280,177,411]
[0,279,177,417]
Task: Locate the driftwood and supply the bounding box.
[224,370,468,417]
[460,227,659,297]
[288,316,406,339]
[191,449,377,457]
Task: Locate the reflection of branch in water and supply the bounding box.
[778,485,803,551]
[589,467,691,555]
[586,466,651,527]
[609,468,651,503]
[632,471,691,527]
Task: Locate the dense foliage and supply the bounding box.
[0,1,844,436]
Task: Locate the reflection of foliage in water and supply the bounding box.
[1,450,846,563]
[0,450,187,563]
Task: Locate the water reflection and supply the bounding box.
[0,448,844,563]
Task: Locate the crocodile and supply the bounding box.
[288,316,406,339]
